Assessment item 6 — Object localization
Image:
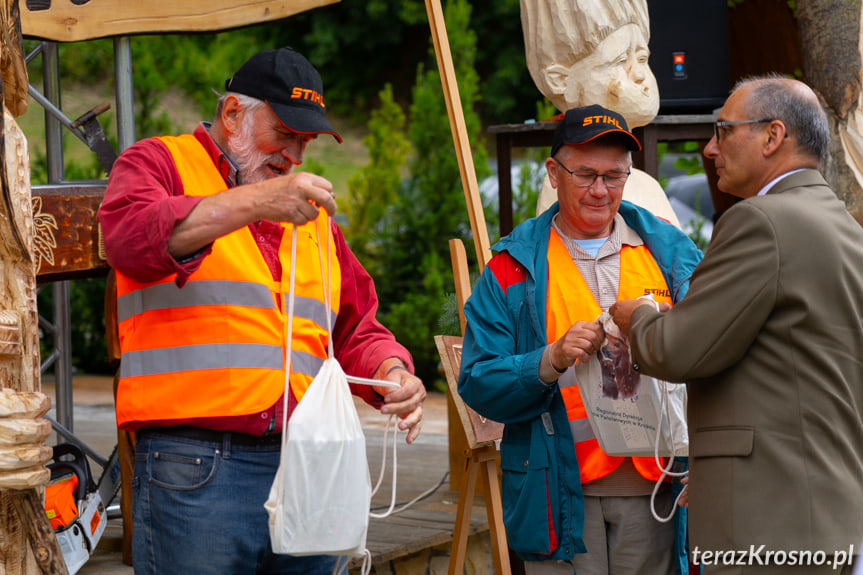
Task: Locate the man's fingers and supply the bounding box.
[297,198,320,223]
[263,172,336,224]
[306,186,337,216]
[404,418,422,444]
[383,388,426,416]
[678,485,689,508]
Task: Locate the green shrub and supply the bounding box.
[363,0,489,386]
[344,84,412,272]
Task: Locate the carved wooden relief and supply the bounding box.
[21,0,340,42]
[32,184,107,282]
[0,0,26,117]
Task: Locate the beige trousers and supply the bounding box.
[524,490,676,575]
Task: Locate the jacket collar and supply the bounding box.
[493,200,703,304]
[763,168,827,196]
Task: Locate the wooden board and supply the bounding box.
[435,335,504,449]
[425,0,491,270]
[20,0,340,42]
[31,183,108,282]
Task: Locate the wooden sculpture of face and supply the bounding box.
[559,24,659,129]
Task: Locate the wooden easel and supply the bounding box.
[435,334,508,575]
[435,238,511,575]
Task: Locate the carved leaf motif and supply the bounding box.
[29,196,57,270]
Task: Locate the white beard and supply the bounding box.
[226,111,284,185]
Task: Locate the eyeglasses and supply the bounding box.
[554,158,630,189]
[713,118,774,142]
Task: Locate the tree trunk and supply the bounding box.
[797,0,863,224]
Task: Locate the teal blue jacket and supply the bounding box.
[458,201,702,567]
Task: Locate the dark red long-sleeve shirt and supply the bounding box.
[98,124,413,433]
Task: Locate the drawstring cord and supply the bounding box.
[650,375,688,523]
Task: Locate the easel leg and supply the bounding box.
[481,457,510,574]
[448,453,480,575]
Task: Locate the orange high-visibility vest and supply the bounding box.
[546,227,672,483]
[115,134,340,428]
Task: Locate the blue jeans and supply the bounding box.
[132,429,340,575]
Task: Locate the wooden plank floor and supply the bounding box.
[354,397,490,567]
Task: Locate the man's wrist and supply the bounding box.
[375,358,409,380]
[385,364,408,377]
[539,346,566,384]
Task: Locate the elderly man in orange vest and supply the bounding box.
[458,104,701,574]
[98,47,425,575]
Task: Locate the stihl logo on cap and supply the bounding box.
[583,115,621,129]
[291,87,326,109]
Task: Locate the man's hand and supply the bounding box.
[254,171,337,225]
[549,320,605,371]
[678,475,690,508]
[373,364,426,445]
[168,171,338,259]
[609,299,668,336]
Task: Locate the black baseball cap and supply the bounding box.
[225,47,342,143]
[551,105,640,157]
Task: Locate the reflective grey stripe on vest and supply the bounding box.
[556,368,595,441]
[120,343,283,378]
[570,419,595,443]
[120,343,326,380]
[289,349,325,379]
[118,281,276,322]
[282,294,337,332]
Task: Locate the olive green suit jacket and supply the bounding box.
[629,169,863,553]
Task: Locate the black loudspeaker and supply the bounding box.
[647,0,729,114]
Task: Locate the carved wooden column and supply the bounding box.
[0,105,67,574]
[0,1,68,570]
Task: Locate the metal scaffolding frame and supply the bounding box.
[27,38,136,433]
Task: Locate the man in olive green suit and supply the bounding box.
[611,76,863,574]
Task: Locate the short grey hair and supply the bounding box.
[734,74,830,163]
[214,92,266,118]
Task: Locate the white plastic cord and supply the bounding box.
[369,417,445,518]
[650,376,688,523]
[279,227,299,453]
[285,220,378,571]
[330,553,371,575]
[315,216,334,357]
[307,215,438,559]
[631,294,689,523]
[369,414,400,518]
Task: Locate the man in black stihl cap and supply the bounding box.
[99,47,426,574]
[458,104,701,574]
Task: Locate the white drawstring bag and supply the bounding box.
[265,222,371,558]
[266,356,371,556]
